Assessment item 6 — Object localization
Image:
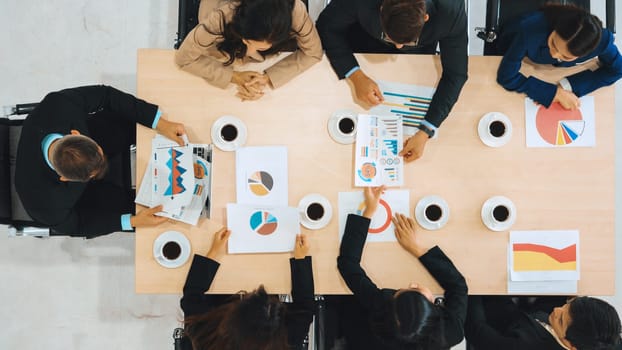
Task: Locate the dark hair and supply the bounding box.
[52,135,108,182]
[542,4,602,57]
[380,0,426,44]
[184,285,289,350]
[371,290,446,349]
[565,297,621,350]
[198,0,297,66]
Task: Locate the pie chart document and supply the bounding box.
[524,97,596,148]
[226,203,299,253]
[236,146,288,206]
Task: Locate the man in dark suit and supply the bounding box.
[316,0,468,162]
[15,85,187,238]
[465,295,621,350]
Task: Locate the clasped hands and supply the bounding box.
[231,71,271,101]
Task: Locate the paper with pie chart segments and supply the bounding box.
[236,146,288,206]
[354,114,404,187]
[525,97,595,148]
[338,190,410,242]
[226,203,299,253]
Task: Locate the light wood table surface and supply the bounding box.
[135,49,614,295]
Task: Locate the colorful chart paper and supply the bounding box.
[355,114,404,187]
[236,146,288,206]
[509,230,580,282]
[338,190,410,242]
[227,203,299,253]
[151,136,194,212]
[371,81,436,135]
[525,97,595,147]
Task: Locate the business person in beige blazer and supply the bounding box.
[175,0,322,101]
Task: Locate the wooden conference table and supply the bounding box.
[135,49,614,295]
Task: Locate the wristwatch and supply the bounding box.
[417,123,435,138]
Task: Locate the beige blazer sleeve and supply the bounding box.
[174,5,234,89]
[265,0,323,88]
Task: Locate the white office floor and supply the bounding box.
[0,1,620,349]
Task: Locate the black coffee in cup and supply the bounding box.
[425,204,442,222]
[306,202,325,221]
[221,124,238,142]
[493,205,509,222]
[338,118,355,134]
[163,241,182,260]
[489,121,506,138]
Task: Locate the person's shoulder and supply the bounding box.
[519,11,548,32]
[434,0,466,16]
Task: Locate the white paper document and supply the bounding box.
[354,114,404,187]
[226,203,299,254]
[338,190,410,242]
[525,97,595,148]
[236,146,288,206]
[371,80,436,136]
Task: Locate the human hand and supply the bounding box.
[206,227,231,262]
[399,131,428,162]
[293,234,310,259]
[156,118,187,146]
[362,185,386,219]
[553,86,580,110]
[231,71,266,101]
[348,70,384,106]
[392,213,428,257]
[131,205,168,228]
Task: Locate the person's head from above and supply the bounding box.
[549,296,621,350]
[543,4,603,62]
[371,281,446,349]
[184,285,289,350]
[380,0,429,49]
[217,0,294,65]
[50,130,108,182]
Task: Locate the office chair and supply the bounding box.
[174,0,311,49]
[1,104,51,237]
[476,0,616,56]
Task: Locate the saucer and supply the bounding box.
[481,196,517,232]
[298,194,333,230]
[478,112,512,148]
[153,230,192,268]
[211,115,247,151]
[414,195,450,231]
[328,110,357,144]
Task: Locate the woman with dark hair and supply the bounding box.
[497,4,622,110]
[335,186,468,349]
[175,0,322,101]
[180,228,315,350]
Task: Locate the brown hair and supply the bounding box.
[380,0,427,44]
[542,4,602,57]
[184,286,289,350]
[52,135,107,182]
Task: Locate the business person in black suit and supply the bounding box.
[465,295,621,350]
[181,228,315,350]
[316,0,468,163]
[334,186,468,349]
[15,85,187,238]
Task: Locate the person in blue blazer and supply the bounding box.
[497,4,622,110]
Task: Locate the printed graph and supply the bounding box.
[536,103,585,146]
[248,171,274,196]
[513,243,577,271]
[356,199,392,234]
[249,211,278,235]
[164,148,188,196]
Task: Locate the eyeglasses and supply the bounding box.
[381,31,419,47]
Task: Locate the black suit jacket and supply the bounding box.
[180,255,315,350]
[316,0,468,128]
[14,85,157,237]
[465,296,565,350]
[337,214,468,349]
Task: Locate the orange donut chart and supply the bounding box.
[357,199,392,234]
